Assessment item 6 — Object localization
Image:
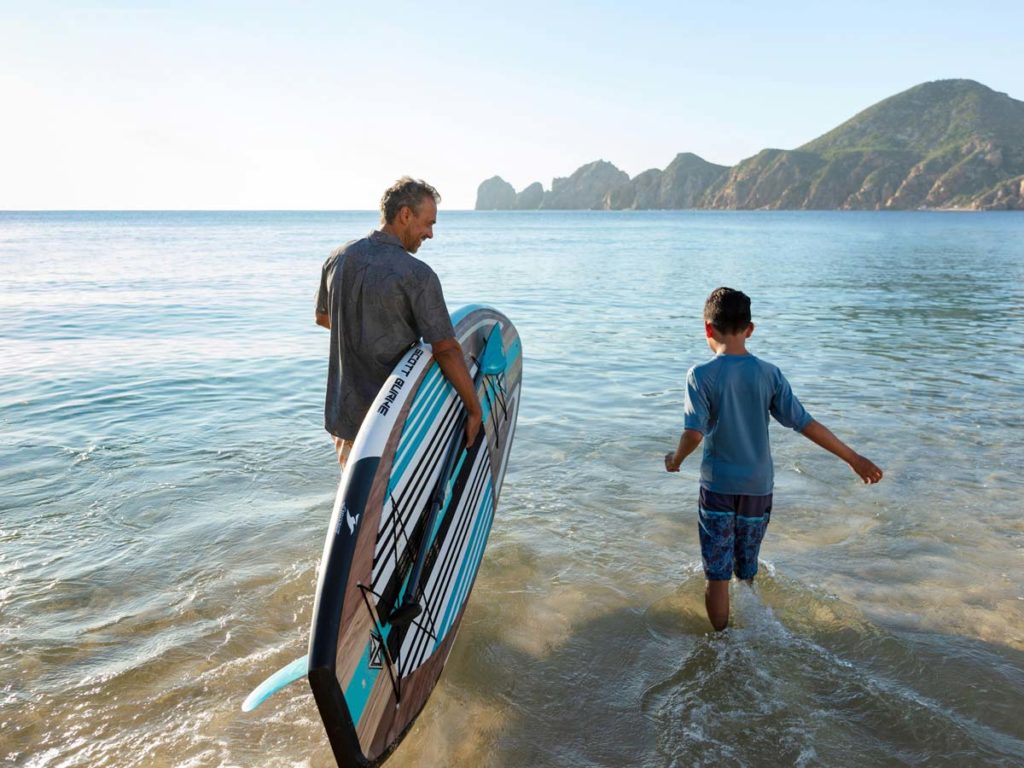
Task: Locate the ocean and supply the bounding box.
[2,210,1023,767]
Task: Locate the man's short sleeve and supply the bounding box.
[770,369,813,431]
[682,367,710,434]
[316,255,333,315]
[410,268,455,344]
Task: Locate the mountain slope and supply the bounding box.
[475,80,1024,211]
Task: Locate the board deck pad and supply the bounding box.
[308,305,522,767]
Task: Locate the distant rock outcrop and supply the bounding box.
[543,160,629,209]
[656,153,731,208]
[702,149,826,209]
[971,175,1024,209]
[475,80,1024,211]
[601,154,730,209]
[515,182,544,210]
[475,176,516,210]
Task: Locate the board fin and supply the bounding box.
[241,654,308,712]
[481,323,506,375]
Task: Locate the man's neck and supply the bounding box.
[378,223,410,252]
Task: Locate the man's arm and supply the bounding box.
[665,429,703,472]
[800,420,883,484]
[432,337,483,446]
[315,311,330,329]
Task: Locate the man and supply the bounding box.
[316,177,482,468]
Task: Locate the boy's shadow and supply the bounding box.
[373,563,1024,768]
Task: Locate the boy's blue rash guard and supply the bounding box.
[683,353,814,496]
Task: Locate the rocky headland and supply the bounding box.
[475,80,1024,211]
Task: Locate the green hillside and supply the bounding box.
[476,80,1024,211]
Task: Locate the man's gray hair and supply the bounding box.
[380,177,441,224]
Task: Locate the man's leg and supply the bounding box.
[333,436,353,469]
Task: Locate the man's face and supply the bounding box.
[400,197,437,253]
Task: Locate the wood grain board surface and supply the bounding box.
[308,306,522,767]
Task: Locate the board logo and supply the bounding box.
[377,348,424,416]
[335,502,360,536]
[344,503,360,535]
[368,631,385,670]
[376,377,404,416]
[399,347,424,377]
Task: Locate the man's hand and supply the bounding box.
[465,407,483,447]
[849,454,883,484]
[665,452,682,472]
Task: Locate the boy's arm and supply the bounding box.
[665,429,703,473]
[800,420,883,484]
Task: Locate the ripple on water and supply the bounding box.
[2,211,1023,766]
[641,576,1024,767]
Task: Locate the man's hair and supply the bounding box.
[380,177,441,224]
[704,287,752,335]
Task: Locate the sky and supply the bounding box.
[0,1,1020,210]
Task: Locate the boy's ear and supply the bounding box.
[704,322,715,339]
[745,322,755,338]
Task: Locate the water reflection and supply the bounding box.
[1,211,1022,766]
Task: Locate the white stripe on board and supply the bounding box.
[371,398,460,590]
[400,443,492,670]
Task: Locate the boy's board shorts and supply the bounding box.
[698,488,772,581]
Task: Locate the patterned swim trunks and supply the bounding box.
[698,488,772,581]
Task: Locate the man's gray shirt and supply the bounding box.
[317,230,455,440]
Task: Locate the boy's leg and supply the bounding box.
[698,489,737,631]
[733,495,772,581]
[705,579,730,631]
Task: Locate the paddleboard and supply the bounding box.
[307,304,522,767]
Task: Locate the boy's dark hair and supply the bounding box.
[380,177,441,224]
[704,287,752,335]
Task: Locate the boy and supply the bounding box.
[665,287,882,631]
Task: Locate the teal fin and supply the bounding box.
[241,654,308,712]
[481,323,506,375]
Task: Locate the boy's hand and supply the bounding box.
[665,430,702,473]
[849,454,883,484]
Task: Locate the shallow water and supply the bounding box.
[2,210,1023,767]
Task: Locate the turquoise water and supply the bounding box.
[2,210,1023,767]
